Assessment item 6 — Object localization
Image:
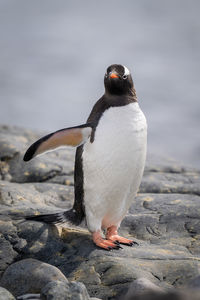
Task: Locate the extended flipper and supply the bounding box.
[23,124,92,161]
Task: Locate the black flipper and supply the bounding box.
[26,208,83,226]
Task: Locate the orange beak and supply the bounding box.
[110,73,119,79]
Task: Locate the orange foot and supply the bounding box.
[92,231,122,251]
[106,225,139,246]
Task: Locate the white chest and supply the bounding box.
[82,102,147,232]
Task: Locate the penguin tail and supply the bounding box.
[25,209,82,226]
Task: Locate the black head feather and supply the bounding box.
[104,64,136,97]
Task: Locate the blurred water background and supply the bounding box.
[0,0,199,167]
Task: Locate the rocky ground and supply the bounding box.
[0,125,200,300]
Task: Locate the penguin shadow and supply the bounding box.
[18,220,96,274]
[17,218,141,280]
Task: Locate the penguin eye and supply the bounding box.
[122,75,127,80]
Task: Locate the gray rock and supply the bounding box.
[124,278,163,299]
[15,221,65,261]
[123,290,200,300]
[0,258,68,297]
[41,280,90,300]
[67,282,90,300]
[140,171,200,196]
[41,281,70,300]
[1,125,200,300]
[0,180,73,213]
[188,274,200,289]
[0,287,15,300]
[0,233,18,278]
[0,125,74,184]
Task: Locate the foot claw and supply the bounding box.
[113,241,123,248]
[114,240,120,245]
[133,241,139,246]
[119,240,139,246]
[123,241,134,246]
[115,245,120,249]
[108,245,121,250]
[117,245,123,249]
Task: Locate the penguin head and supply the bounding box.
[104,64,134,96]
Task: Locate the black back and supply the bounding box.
[73,145,85,223]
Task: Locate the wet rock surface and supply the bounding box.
[0,125,200,300]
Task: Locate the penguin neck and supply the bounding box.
[104,87,138,104]
[87,90,137,143]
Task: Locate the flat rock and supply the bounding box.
[124,277,163,298]
[0,180,74,217]
[188,274,200,289]
[1,125,200,300]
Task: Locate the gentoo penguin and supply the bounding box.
[24,64,147,250]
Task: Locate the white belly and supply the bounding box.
[82,102,147,233]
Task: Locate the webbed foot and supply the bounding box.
[106,225,138,246]
[92,231,122,250]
